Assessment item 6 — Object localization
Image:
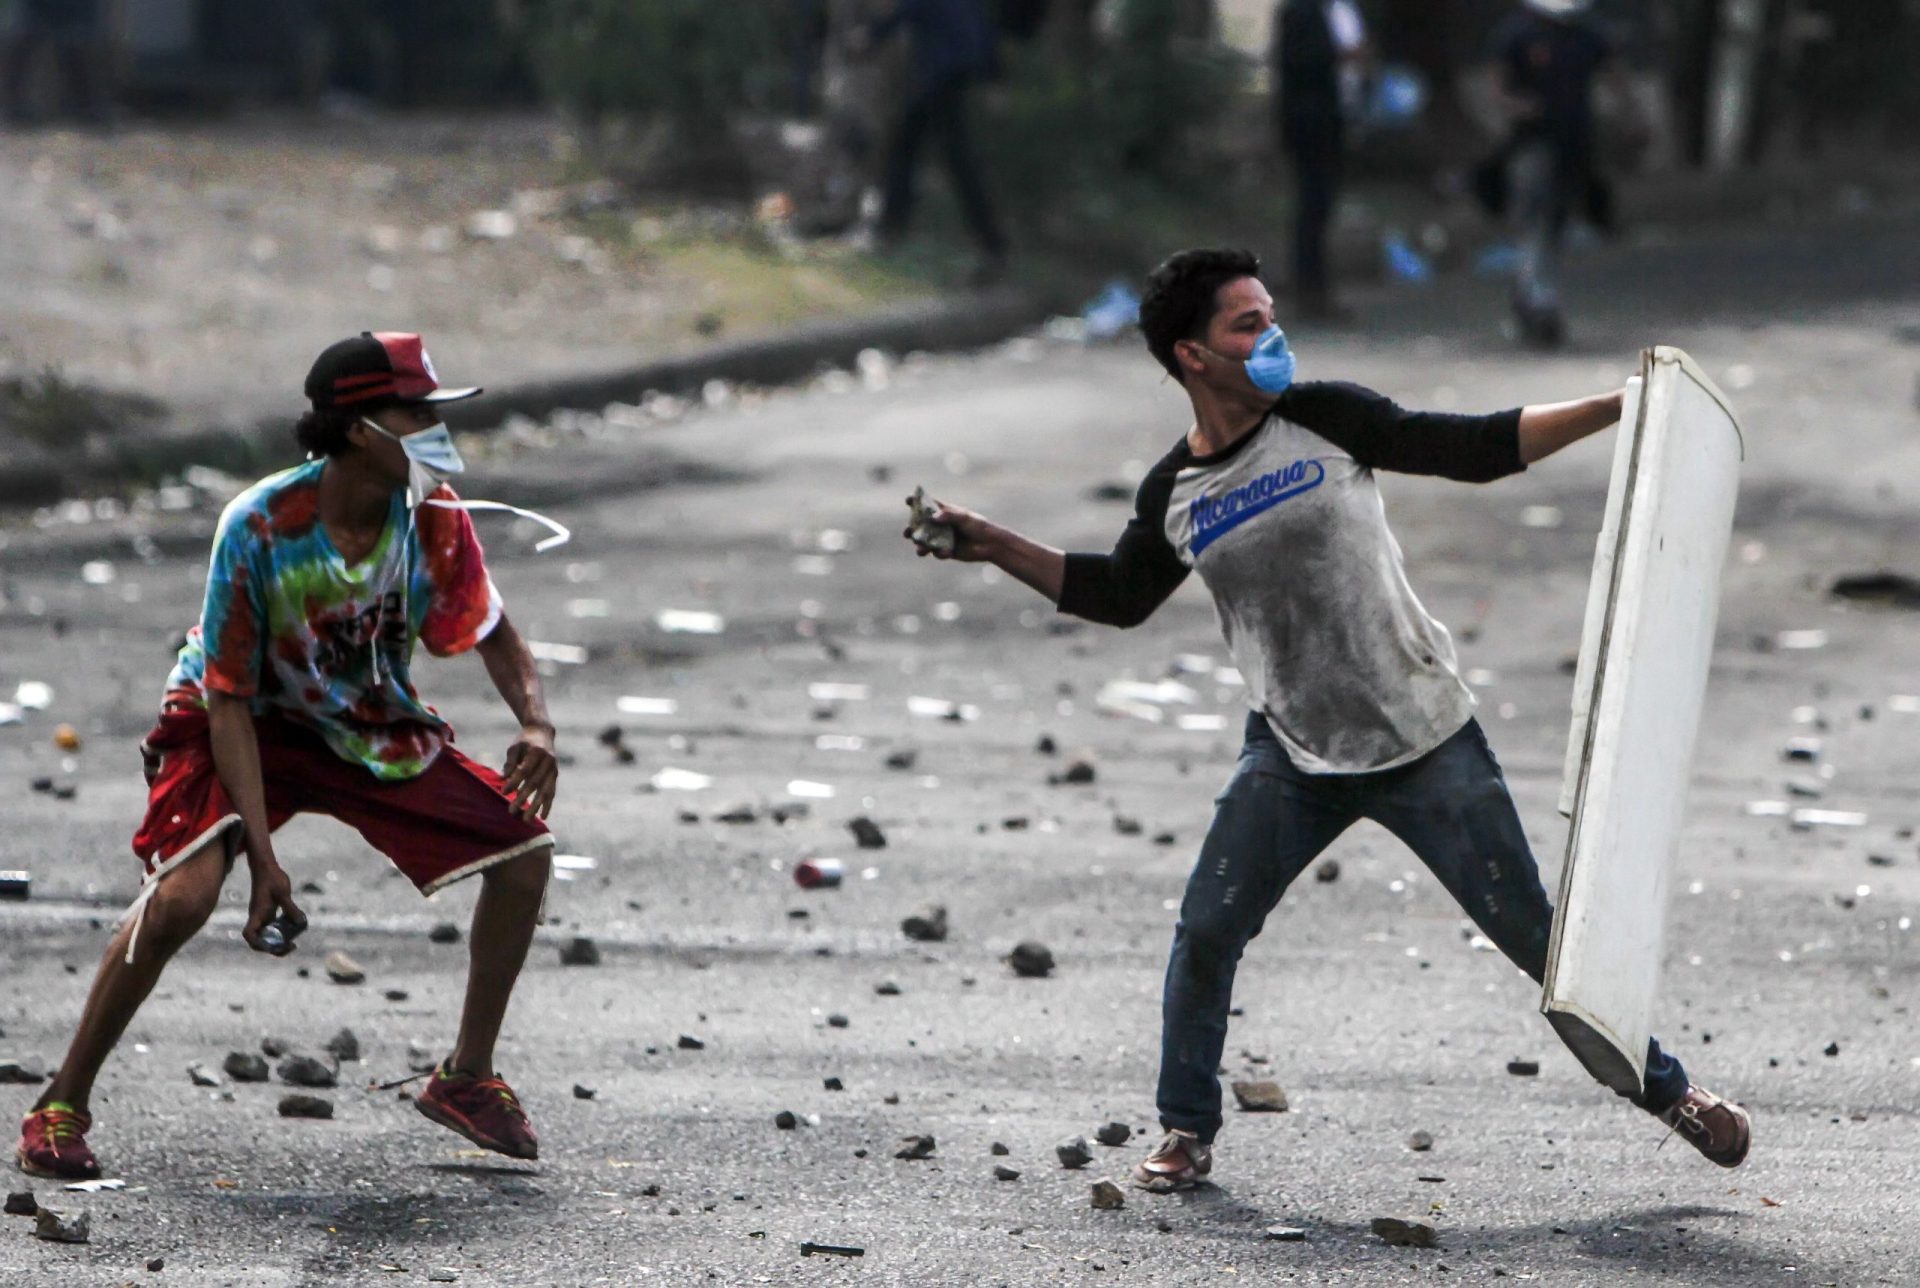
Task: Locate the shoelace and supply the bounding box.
[1655,1100,1710,1152]
[37,1109,84,1146]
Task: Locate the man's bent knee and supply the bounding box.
[144,852,225,947]
[481,846,551,901]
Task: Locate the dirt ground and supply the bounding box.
[0,202,1917,1286]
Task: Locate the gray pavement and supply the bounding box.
[2,211,1918,1286]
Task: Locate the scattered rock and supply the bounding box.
[574,1084,596,1100]
[559,936,602,967]
[1231,1080,1289,1112]
[993,1164,1021,1181]
[714,803,759,824]
[1831,572,1920,610]
[1824,1042,1840,1057]
[383,989,409,1002]
[1090,1179,1126,1210]
[848,817,888,849]
[1035,734,1058,755]
[1001,815,1030,831]
[1314,860,1340,884]
[1408,1130,1435,1152]
[1056,1136,1094,1169]
[1371,1216,1437,1248]
[826,1013,850,1029]
[775,1110,799,1130]
[187,1063,221,1088]
[276,1054,338,1088]
[323,951,365,985]
[1094,1121,1131,1147]
[823,1077,843,1092]
[259,1036,293,1058]
[1049,758,1096,786]
[147,1256,165,1271]
[894,1134,936,1160]
[5,1189,37,1216]
[427,1270,460,1284]
[406,1041,438,1074]
[1007,941,1055,978]
[222,1052,269,1083]
[277,1093,334,1119]
[1152,832,1178,846]
[1506,1059,1541,1077]
[1113,815,1143,835]
[1265,1225,1308,1242]
[428,922,462,945]
[323,1028,360,1063]
[990,1141,1010,1156]
[677,1034,706,1051]
[901,904,948,943]
[874,980,902,996]
[0,1058,46,1084]
[33,1206,88,1243]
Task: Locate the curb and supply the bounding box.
[0,285,1050,506]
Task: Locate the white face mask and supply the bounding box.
[362,418,465,507]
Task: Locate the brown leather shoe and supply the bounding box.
[1131,1128,1212,1192]
[1658,1084,1751,1168]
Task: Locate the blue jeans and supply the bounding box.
[1157,713,1689,1142]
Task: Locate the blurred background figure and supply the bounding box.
[4,0,114,125]
[1271,0,1371,321]
[854,0,1009,283]
[1483,0,1625,349]
[789,0,832,118]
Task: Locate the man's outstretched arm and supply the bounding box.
[473,614,559,821]
[1517,389,1625,464]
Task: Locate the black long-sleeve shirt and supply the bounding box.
[1058,380,1524,773]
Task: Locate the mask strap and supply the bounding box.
[422,498,571,553]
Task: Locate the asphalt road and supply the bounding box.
[2,209,1918,1287]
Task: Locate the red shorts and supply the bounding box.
[132,704,551,894]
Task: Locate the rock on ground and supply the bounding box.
[1231,1079,1289,1112]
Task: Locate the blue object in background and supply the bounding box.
[1081,280,1142,341]
[1382,231,1433,285]
[1366,66,1427,131]
[1475,243,1522,278]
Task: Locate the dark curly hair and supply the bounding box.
[294,404,388,458]
[1139,248,1262,382]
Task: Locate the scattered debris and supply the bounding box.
[1007,941,1056,978]
[823,1077,843,1092]
[574,1084,597,1101]
[826,1014,850,1029]
[0,871,29,900]
[848,817,888,849]
[883,748,919,771]
[794,858,844,889]
[1793,809,1869,829]
[1506,1059,1541,1077]
[223,1052,269,1082]
[32,1207,88,1244]
[187,1064,221,1088]
[0,1058,46,1084]
[1113,815,1142,836]
[1090,1179,1126,1210]
[1049,759,1096,786]
[677,1034,706,1051]
[894,1134,937,1160]
[260,1037,292,1058]
[277,1094,334,1120]
[276,1054,338,1088]
[427,1269,461,1283]
[324,952,365,985]
[1056,1136,1094,1169]
[874,980,902,996]
[323,1029,361,1063]
[1265,1225,1308,1242]
[1831,573,1920,610]
[406,1041,438,1074]
[1825,1042,1841,1057]
[559,937,602,967]
[147,1257,165,1272]
[775,1110,799,1130]
[1315,860,1340,884]
[649,767,713,792]
[1231,1080,1289,1112]
[1408,1130,1435,1152]
[994,1165,1021,1181]
[905,487,956,555]
[901,905,949,943]
[656,609,726,635]
[428,922,462,945]
[1095,1122,1131,1147]
[990,1141,1010,1156]
[5,1190,37,1216]
[1783,737,1823,762]
[1371,1216,1437,1248]
[799,1242,865,1258]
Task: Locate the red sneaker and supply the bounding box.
[414,1063,538,1160]
[17,1103,101,1180]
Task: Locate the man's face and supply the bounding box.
[352,402,440,483]
[1176,276,1275,389]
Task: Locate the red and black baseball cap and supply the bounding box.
[304,332,482,410]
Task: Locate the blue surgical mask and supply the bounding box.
[1244,324,1296,394]
[363,418,465,507]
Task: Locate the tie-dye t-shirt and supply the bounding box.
[165,459,503,781]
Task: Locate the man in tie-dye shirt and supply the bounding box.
[19,333,561,1181]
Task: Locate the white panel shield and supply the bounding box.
[1543,347,1743,1096]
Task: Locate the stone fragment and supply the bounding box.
[1152,832,1177,846]
[848,817,887,849]
[323,1028,360,1063]
[1315,860,1340,883]
[383,989,409,1002]
[993,1164,1021,1181]
[1371,1216,1437,1248]
[874,980,902,996]
[1408,1130,1435,1152]
[894,1134,936,1160]
[574,1084,596,1100]
[1265,1225,1308,1242]
[1506,1060,1540,1077]
[277,1094,333,1119]
[1007,941,1055,978]
[1113,815,1142,835]
[147,1256,165,1271]
[1094,1121,1130,1147]
[1035,734,1058,755]
[427,1270,460,1283]
[883,749,918,771]
[677,1034,706,1051]
[276,1054,338,1088]
[990,1141,1010,1156]
[823,1077,843,1092]
[0,1058,46,1084]
[259,1036,292,1058]
[222,1052,269,1082]
[901,904,948,942]
[323,951,365,985]
[1056,1136,1093,1169]
[826,1014,849,1029]
[428,922,462,944]
[1090,1179,1125,1210]
[187,1063,221,1088]
[714,804,758,824]
[406,1041,438,1073]
[559,936,601,966]
[775,1110,799,1130]
[33,1207,88,1243]
[1049,759,1096,786]
[1231,1080,1289,1112]
[5,1189,37,1215]
[905,486,955,554]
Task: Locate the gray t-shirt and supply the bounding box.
[1058,381,1525,774]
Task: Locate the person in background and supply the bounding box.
[852,0,1010,284]
[1272,0,1370,321]
[3,0,113,125]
